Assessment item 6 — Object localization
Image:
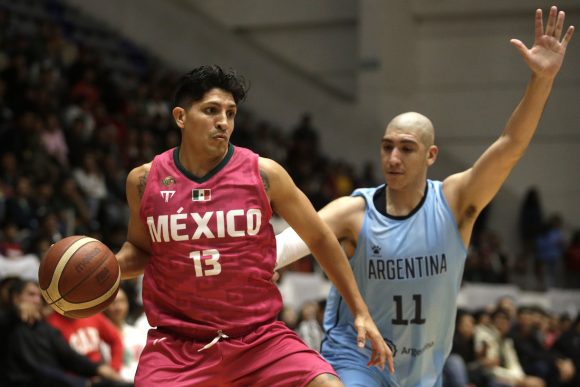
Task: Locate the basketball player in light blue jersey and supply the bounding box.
[276,7,574,387]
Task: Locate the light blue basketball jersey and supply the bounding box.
[322,180,467,387]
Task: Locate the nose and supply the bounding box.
[387,148,402,165]
[33,293,43,306]
[215,111,229,131]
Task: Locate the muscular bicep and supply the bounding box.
[116,165,152,279]
[317,196,365,245]
[260,158,332,246]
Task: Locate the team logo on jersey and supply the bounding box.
[162,176,176,186]
[192,189,211,201]
[160,190,176,202]
[371,244,382,256]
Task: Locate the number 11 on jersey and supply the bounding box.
[392,294,426,325]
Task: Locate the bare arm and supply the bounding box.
[443,7,574,244]
[260,157,393,372]
[116,164,152,279]
[276,195,365,268]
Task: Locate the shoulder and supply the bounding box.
[257,157,283,175]
[318,195,366,242]
[326,195,366,215]
[127,163,152,181]
[257,157,290,196]
[127,163,152,199]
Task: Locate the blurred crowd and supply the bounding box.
[0,1,579,386]
[442,297,579,387]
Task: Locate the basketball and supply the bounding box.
[38,235,121,319]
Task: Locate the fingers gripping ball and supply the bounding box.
[38,236,120,319]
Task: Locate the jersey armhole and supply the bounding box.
[138,158,158,222]
[434,180,468,254]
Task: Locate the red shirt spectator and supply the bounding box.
[47,312,124,372]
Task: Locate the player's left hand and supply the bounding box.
[354,313,395,373]
[510,6,574,79]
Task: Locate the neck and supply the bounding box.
[178,145,229,178]
[385,180,427,217]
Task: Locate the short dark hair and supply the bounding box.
[491,307,510,320]
[8,278,36,304]
[173,65,247,108]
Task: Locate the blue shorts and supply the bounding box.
[321,335,398,387]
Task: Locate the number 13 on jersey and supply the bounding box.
[190,249,222,277]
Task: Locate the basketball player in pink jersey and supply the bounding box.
[115,65,393,386]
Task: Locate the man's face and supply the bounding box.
[494,314,511,335]
[177,88,237,157]
[15,282,42,309]
[380,126,435,190]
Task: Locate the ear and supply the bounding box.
[427,145,438,166]
[172,107,186,129]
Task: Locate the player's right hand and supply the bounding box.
[354,313,395,373]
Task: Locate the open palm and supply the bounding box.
[511,6,575,78]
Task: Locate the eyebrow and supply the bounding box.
[203,101,237,109]
[381,138,418,145]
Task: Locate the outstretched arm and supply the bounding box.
[261,158,393,373]
[276,195,364,269]
[444,6,574,244]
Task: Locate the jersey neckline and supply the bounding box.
[372,182,429,220]
[172,143,234,183]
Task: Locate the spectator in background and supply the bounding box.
[477,230,511,284]
[54,175,93,235]
[103,288,147,382]
[444,310,485,387]
[509,306,575,386]
[517,187,544,273]
[535,214,566,290]
[0,222,39,281]
[4,176,37,233]
[474,308,545,387]
[40,112,69,167]
[47,311,125,375]
[0,221,24,258]
[564,230,580,288]
[72,151,108,219]
[0,278,129,387]
[553,314,580,387]
[497,296,518,323]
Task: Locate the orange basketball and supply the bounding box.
[38,235,120,319]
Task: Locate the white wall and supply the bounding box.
[65,0,580,254]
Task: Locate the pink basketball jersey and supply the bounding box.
[140,145,279,340]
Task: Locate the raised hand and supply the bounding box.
[510,6,574,79]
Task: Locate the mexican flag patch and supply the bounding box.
[192,189,211,201]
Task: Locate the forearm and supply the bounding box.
[116,241,150,279]
[502,74,555,151]
[309,233,369,317]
